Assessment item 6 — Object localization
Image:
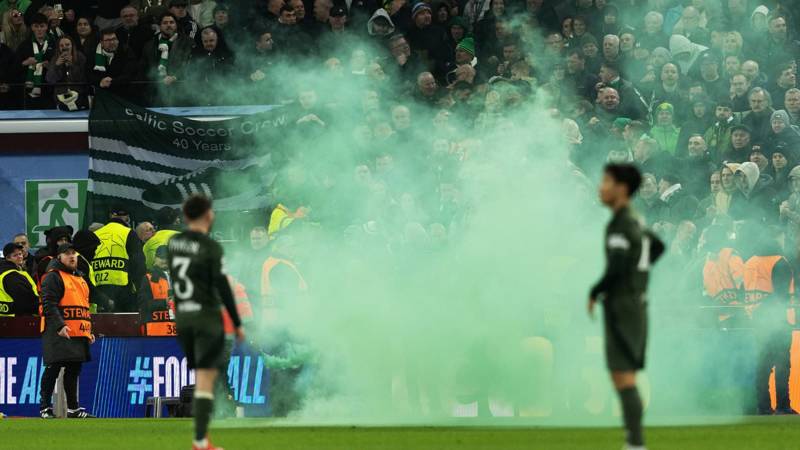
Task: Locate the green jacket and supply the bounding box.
[650,125,680,155]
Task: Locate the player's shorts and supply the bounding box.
[176,312,225,369]
[603,303,647,371]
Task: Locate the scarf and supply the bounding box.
[93,43,114,72]
[156,32,177,77]
[25,39,48,98]
[47,26,64,42]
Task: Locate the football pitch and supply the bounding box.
[3,418,800,450]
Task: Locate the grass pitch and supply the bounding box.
[2,418,799,450]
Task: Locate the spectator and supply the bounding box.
[39,243,96,419]
[785,88,800,126]
[0,0,31,17]
[741,87,775,145]
[770,146,796,198]
[95,0,128,30]
[779,165,800,240]
[766,110,800,153]
[669,33,707,76]
[187,27,235,104]
[704,98,736,161]
[675,5,710,46]
[729,161,776,222]
[650,63,687,115]
[0,242,38,317]
[658,173,700,223]
[71,16,97,59]
[650,102,680,155]
[136,221,155,242]
[367,8,394,38]
[12,233,35,276]
[741,59,766,88]
[760,14,800,71]
[697,170,722,220]
[142,12,193,105]
[190,0,216,27]
[168,0,198,39]
[634,136,673,178]
[406,2,449,76]
[639,11,667,51]
[715,163,739,216]
[680,134,716,199]
[729,73,751,113]
[45,35,89,111]
[770,63,797,110]
[597,61,646,120]
[91,28,138,99]
[15,13,54,109]
[696,53,726,100]
[633,172,665,222]
[116,5,152,59]
[1,8,28,52]
[138,245,176,336]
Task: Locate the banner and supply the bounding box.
[25,179,88,248]
[0,338,270,417]
[87,92,288,231]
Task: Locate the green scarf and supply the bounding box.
[93,43,113,72]
[156,33,177,77]
[25,39,48,98]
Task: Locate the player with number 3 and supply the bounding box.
[168,195,245,450]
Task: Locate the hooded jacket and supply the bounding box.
[669,34,707,75]
[367,8,395,36]
[0,259,38,316]
[729,162,777,222]
[34,225,73,282]
[72,229,113,311]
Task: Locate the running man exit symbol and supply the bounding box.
[25,180,87,247]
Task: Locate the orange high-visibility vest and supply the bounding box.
[260,257,308,301]
[743,255,796,315]
[704,248,744,322]
[43,270,92,339]
[143,274,176,336]
[222,276,254,335]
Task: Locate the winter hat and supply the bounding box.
[456,37,475,56]
[650,47,671,61]
[449,16,468,31]
[213,3,229,14]
[579,33,598,48]
[656,102,674,115]
[3,243,23,259]
[412,2,432,17]
[612,117,631,129]
[751,5,769,20]
[72,229,101,261]
[771,109,791,126]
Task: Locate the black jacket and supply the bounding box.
[116,24,154,59]
[0,259,38,316]
[89,47,139,99]
[41,259,91,365]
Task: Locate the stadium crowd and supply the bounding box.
[1,0,800,417]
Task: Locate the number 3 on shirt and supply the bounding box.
[172,256,194,300]
[637,236,651,272]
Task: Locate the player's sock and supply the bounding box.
[618,386,644,446]
[193,391,215,445]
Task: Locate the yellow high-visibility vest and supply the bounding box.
[92,222,131,286]
[0,269,38,317]
[143,229,178,270]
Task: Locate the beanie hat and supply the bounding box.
[772,109,791,126]
[2,243,22,259]
[612,117,631,129]
[449,15,468,30]
[656,102,674,115]
[412,2,432,17]
[456,37,475,56]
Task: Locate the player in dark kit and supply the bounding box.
[589,164,664,450]
[168,195,245,450]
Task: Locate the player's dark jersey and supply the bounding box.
[591,206,664,305]
[591,206,665,370]
[167,230,226,315]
